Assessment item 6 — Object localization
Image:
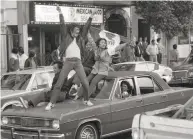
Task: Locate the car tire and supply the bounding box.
[76,123,99,139]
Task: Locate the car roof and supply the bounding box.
[2,66,53,75]
[113,61,158,66]
[107,71,154,78]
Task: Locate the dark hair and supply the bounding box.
[157,38,161,42]
[19,47,24,54]
[53,61,63,69]
[95,38,107,48]
[70,24,81,33]
[173,44,177,49]
[121,81,132,90]
[29,51,35,58]
[12,47,18,54]
[135,41,139,45]
[151,39,155,43]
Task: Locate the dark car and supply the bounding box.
[1,71,193,139]
[169,53,193,87]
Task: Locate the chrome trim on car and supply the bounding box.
[101,128,132,138]
[1,125,59,131]
[1,129,65,139]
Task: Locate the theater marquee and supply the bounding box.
[32,3,104,25]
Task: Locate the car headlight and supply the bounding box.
[1,117,8,125]
[52,120,59,129]
[132,129,139,139]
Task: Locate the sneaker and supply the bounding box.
[19,97,28,109]
[83,100,93,106]
[73,95,79,101]
[45,102,55,111]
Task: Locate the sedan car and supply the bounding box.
[1,71,193,139]
[169,53,193,87]
[1,66,55,111]
[112,61,172,82]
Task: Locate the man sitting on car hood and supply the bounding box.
[19,61,68,110]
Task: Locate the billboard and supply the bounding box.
[33,3,104,25]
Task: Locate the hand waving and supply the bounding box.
[56,5,62,13]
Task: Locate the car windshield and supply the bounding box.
[1,74,32,90]
[112,64,135,71]
[90,79,115,99]
[183,55,193,65]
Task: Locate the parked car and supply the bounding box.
[1,71,193,139]
[132,96,193,139]
[1,67,76,111]
[112,61,172,83]
[169,53,193,87]
[1,66,55,111]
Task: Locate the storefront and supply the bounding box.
[16,1,132,66]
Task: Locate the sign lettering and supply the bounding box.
[35,4,103,24]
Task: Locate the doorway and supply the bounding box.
[106,14,127,37]
[40,25,60,66]
[138,19,150,44]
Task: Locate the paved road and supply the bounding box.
[105,133,132,139]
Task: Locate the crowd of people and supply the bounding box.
[12,5,184,111]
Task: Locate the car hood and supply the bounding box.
[2,99,109,120]
[174,64,193,71]
[1,90,26,99]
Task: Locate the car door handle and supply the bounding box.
[136,99,143,103]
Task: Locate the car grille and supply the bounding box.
[7,116,52,128]
[173,70,188,79]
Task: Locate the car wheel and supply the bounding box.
[76,123,99,139]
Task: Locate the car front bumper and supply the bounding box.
[169,77,193,86]
[1,129,65,139]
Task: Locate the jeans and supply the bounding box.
[149,55,157,62]
[72,67,92,86]
[50,58,89,103]
[157,53,162,64]
[78,73,106,98]
[30,91,66,106]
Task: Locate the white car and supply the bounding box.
[112,61,173,82]
[1,66,75,111]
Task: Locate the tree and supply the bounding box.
[134,1,193,39]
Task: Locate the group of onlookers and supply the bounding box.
[9,47,38,72]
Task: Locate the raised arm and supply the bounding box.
[82,8,98,38]
[87,31,97,50]
[56,5,67,39]
[114,43,128,52]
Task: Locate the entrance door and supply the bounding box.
[41,29,60,66]
[106,14,127,37]
[138,19,150,44]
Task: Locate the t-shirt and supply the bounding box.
[19,54,28,69]
[65,38,81,59]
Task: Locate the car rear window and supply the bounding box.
[1,74,32,90]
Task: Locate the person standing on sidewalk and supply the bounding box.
[135,41,144,61]
[45,5,98,110]
[18,47,28,70]
[142,37,149,61]
[170,44,179,69]
[146,39,158,62]
[9,48,19,72]
[157,38,164,64]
